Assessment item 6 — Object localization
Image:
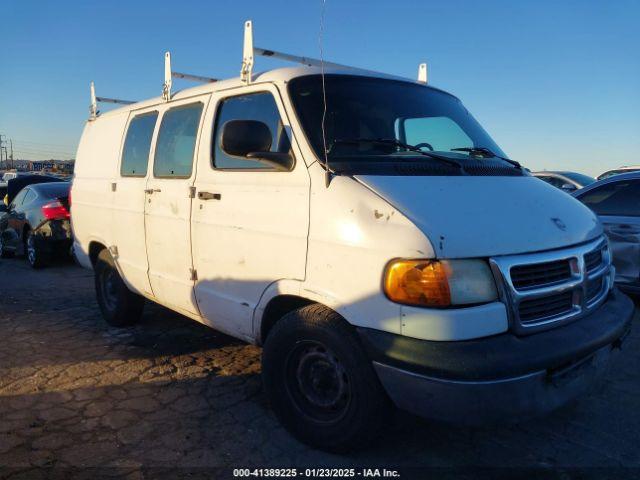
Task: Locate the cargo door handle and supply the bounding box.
[198,191,221,200]
[144,188,161,194]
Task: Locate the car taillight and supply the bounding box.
[42,200,70,220]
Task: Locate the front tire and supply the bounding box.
[0,234,14,258]
[94,249,144,327]
[262,304,391,452]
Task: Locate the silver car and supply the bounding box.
[533,171,596,193]
[574,171,640,294]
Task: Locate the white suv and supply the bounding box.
[71,36,633,452]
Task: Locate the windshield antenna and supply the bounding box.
[318,0,332,187]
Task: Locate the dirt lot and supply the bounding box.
[1,257,639,477]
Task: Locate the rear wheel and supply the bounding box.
[25,230,48,269]
[262,304,391,452]
[94,249,144,327]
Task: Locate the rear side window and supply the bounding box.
[213,92,291,170]
[578,181,640,216]
[23,190,37,205]
[121,112,158,177]
[154,103,203,178]
[10,189,28,208]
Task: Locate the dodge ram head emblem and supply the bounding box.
[551,217,567,231]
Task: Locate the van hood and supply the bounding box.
[355,175,603,258]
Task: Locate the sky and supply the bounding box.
[1,0,638,177]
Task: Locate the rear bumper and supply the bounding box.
[359,288,634,424]
[34,219,72,252]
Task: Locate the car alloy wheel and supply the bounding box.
[26,233,37,266]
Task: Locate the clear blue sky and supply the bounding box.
[1,0,638,176]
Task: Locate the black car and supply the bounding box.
[0,181,72,268]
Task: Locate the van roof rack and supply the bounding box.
[241,20,429,86]
[163,51,218,102]
[89,19,429,119]
[89,82,135,120]
[240,20,352,84]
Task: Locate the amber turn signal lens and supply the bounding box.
[384,259,451,307]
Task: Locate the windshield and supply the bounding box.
[288,75,507,165]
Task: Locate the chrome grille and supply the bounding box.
[586,277,604,303]
[518,291,574,324]
[585,249,603,273]
[511,259,572,290]
[491,237,612,335]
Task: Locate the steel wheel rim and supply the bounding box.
[285,340,351,424]
[101,268,119,312]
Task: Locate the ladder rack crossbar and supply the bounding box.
[172,71,218,83]
[254,47,352,70]
[95,97,135,105]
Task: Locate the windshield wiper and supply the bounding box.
[451,147,522,169]
[329,138,464,170]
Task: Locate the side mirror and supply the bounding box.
[221,120,293,171]
[561,183,576,192]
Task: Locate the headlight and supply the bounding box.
[383,259,498,307]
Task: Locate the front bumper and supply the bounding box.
[358,288,634,424]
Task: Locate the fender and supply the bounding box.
[252,278,400,342]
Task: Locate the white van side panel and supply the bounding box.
[72,114,128,264]
[192,84,310,340]
[144,95,211,315]
[302,166,435,335]
[109,108,159,297]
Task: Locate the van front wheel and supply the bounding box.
[262,304,391,452]
[94,249,144,327]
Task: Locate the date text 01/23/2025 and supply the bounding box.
[232,468,401,478]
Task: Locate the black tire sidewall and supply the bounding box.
[262,305,390,452]
[94,249,143,327]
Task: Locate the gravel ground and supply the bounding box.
[0,257,639,478]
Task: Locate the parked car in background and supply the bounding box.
[0,181,72,268]
[533,171,595,192]
[1,172,28,183]
[3,174,63,206]
[574,171,640,294]
[597,165,640,181]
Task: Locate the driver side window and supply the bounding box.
[212,92,291,170]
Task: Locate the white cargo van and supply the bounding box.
[72,22,633,452]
